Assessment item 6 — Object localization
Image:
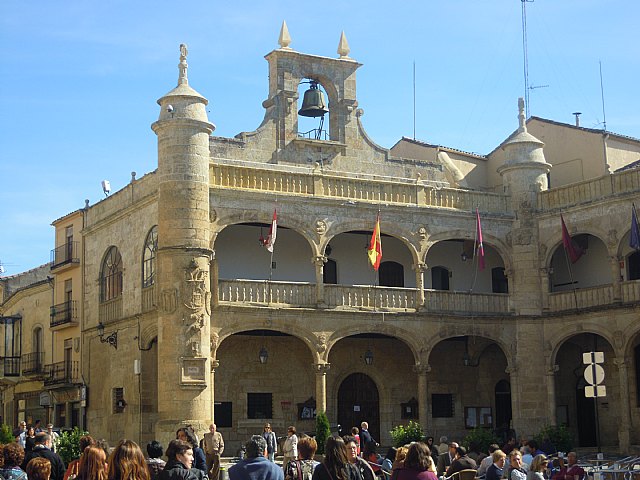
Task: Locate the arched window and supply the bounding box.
[379,261,404,287]
[101,247,123,302]
[431,266,450,291]
[142,226,158,288]
[32,327,43,354]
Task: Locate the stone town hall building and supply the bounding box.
[2,27,640,452]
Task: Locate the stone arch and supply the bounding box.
[211,210,319,257]
[543,229,612,268]
[325,323,422,365]
[424,230,512,273]
[215,322,323,364]
[548,324,617,370]
[139,320,159,350]
[622,321,640,362]
[423,329,513,370]
[325,219,421,266]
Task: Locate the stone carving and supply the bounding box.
[539,243,548,259]
[314,363,331,374]
[608,229,618,249]
[210,332,219,351]
[210,208,217,223]
[613,330,624,350]
[317,334,327,353]
[160,289,178,314]
[182,258,210,357]
[315,220,327,235]
[417,226,427,239]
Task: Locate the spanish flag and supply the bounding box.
[368,214,382,271]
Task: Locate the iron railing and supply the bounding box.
[22,352,45,376]
[44,361,79,386]
[50,301,78,327]
[2,356,21,377]
[50,241,80,269]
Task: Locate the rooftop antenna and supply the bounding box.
[413,60,416,140]
[521,0,533,118]
[599,60,607,132]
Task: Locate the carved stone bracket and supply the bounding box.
[546,364,559,376]
[313,255,328,267]
[413,363,432,375]
[314,363,331,375]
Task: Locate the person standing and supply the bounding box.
[282,427,298,472]
[359,423,378,449]
[228,436,283,480]
[203,424,224,480]
[262,424,278,462]
[46,425,60,453]
[22,433,66,480]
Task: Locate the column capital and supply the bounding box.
[546,364,559,376]
[313,255,327,267]
[413,263,428,273]
[413,363,431,375]
[211,359,220,371]
[314,363,331,375]
[614,357,630,369]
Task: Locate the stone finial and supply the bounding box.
[178,43,189,85]
[337,31,350,58]
[518,97,526,132]
[278,20,292,49]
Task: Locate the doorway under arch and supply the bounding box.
[337,373,380,442]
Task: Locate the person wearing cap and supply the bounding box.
[445,446,477,477]
[46,424,60,453]
[436,442,458,477]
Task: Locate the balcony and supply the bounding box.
[141,285,157,313]
[547,284,613,312]
[50,301,78,329]
[217,280,511,314]
[50,241,80,271]
[99,297,123,323]
[2,356,21,377]
[22,352,45,376]
[44,361,79,387]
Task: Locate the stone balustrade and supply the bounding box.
[211,162,509,213]
[425,289,510,314]
[218,279,315,307]
[547,284,613,311]
[620,280,640,303]
[99,296,123,323]
[538,168,640,211]
[324,284,417,310]
[142,285,156,312]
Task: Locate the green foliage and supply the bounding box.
[389,420,424,447]
[533,424,573,453]
[56,427,89,465]
[462,428,499,454]
[0,424,15,444]
[315,411,331,455]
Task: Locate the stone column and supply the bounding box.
[505,365,521,433]
[545,364,558,425]
[414,263,427,309]
[211,359,219,423]
[610,255,622,302]
[314,256,327,307]
[314,363,330,414]
[151,45,215,444]
[540,268,550,312]
[614,357,631,452]
[413,363,431,432]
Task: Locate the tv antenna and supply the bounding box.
[521,0,548,117]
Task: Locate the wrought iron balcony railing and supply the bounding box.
[44,361,79,386]
[2,356,21,377]
[22,352,45,376]
[50,301,78,328]
[50,241,80,270]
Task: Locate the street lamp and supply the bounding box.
[97,321,118,349]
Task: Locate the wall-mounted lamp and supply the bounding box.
[259,346,269,364]
[97,321,118,349]
[364,348,374,366]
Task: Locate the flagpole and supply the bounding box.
[561,238,580,310]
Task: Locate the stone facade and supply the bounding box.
[2,32,640,454]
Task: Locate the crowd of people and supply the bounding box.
[1,422,587,480]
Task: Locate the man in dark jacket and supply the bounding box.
[229,436,283,480]
[445,446,477,477]
[22,432,66,480]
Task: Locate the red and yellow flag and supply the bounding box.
[368,214,382,271]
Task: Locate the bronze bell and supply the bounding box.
[298,81,329,118]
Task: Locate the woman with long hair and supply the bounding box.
[312,437,359,480]
[526,455,548,480]
[107,440,150,480]
[391,442,437,480]
[285,436,319,480]
[24,427,37,453]
[64,436,97,480]
[77,447,107,480]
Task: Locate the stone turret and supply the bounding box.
[151,44,215,442]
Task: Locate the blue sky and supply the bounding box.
[1,0,638,274]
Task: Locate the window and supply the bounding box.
[432,393,454,418]
[247,393,272,419]
[65,226,74,262]
[1,315,22,376]
[100,247,123,302]
[464,407,492,428]
[113,387,126,413]
[214,402,233,428]
[431,266,450,291]
[491,267,508,293]
[629,251,640,281]
[379,261,404,287]
[324,259,337,284]
[143,226,158,288]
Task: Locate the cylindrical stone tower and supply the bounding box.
[151,44,215,443]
